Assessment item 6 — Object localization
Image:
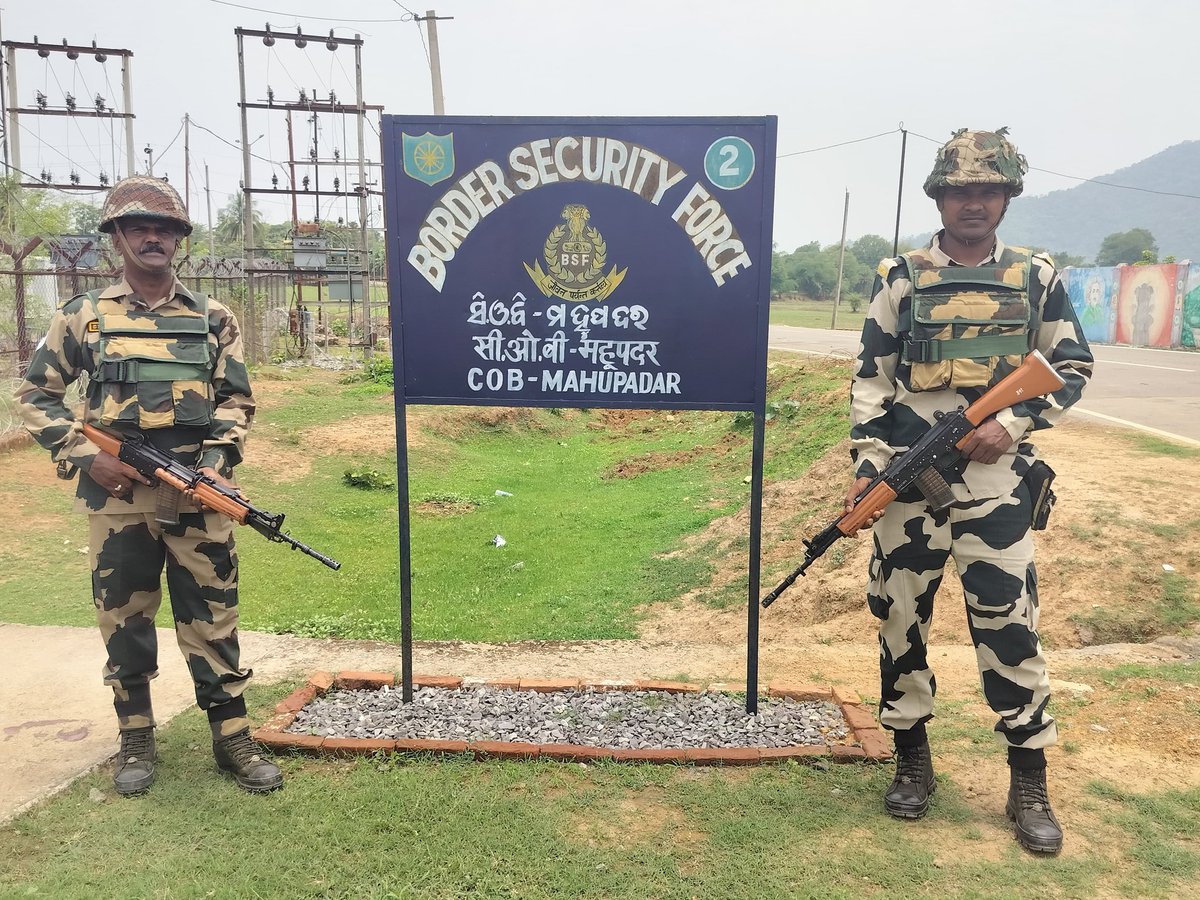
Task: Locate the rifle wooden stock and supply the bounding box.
[761,350,1066,609]
[959,349,1065,434]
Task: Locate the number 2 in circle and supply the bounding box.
[704,136,754,191]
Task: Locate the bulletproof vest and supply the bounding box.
[899,245,1033,392]
[84,288,215,429]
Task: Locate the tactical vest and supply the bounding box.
[84,288,216,429]
[899,245,1033,392]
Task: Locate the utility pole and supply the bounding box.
[286,112,298,227]
[121,51,134,176]
[0,11,9,171]
[354,33,371,357]
[234,26,383,365]
[419,10,451,115]
[204,162,214,258]
[892,123,908,257]
[831,189,850,331]
[144,144,154,176]
[235,27,257,363]
[2,37,134,188]
[183,113,191,254]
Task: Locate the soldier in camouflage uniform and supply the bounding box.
[13,177,282,795]
[847,129,1092,853]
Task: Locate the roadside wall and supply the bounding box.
[1064,262,1196,349]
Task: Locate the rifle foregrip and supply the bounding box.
[839,481,898,534]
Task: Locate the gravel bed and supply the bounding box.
[288,685,851,750]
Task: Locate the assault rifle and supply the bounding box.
[760,350,1065,608]
[82,423,341,571]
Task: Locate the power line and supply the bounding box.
[157,118,187,159]
[0,164,99,240]
[777,129,900,159]
[190,118,280,168]
[907,130,1200,202]
[1027,165,1200,201]
[395,0,432,67]
[208,0,411,21]
[17,121,102,182]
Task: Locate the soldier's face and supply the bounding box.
[114,217,181,271]
[938,184,1007,244]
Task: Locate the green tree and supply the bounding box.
[782,241,868,300]
[1029,247,1090,269]
[1096,228,1157,266]
[848,234,892,268]
[0,177,73,246]
[214,192,265,253]
[1048,250,1090,268]
[69,200,103,234]
[770,249,798,296]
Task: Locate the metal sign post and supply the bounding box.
[382,116,777,710]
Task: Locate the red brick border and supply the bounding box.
[252,671,891,766]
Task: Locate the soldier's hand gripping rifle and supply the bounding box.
[760,350,1065,608]
[82,423,341,570]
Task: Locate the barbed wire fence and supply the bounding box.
[0,254,309,440]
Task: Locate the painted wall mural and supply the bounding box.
[1064,263,1197,348]
[1181,264,1200,350]
[1114,264,1177,348]
[1065,267,1117,344]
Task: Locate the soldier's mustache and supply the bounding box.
[140,243,165,254]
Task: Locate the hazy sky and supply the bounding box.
[3,0,1196,250]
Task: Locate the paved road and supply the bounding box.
[768,325,1200,445]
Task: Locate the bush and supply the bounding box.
[363,355,394,386]
[343,468,396,490]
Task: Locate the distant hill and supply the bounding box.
[998,140,1200,262]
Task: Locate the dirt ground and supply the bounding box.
[4,372,1198,859]
[629,410,1200,849]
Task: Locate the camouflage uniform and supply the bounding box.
[852,234,1093,751]
[14,278,257,740]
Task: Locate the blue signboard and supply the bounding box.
[382,116,777,410]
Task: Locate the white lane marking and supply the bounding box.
[1094,358,1194,373]
[768,344,856,359]
[1095,343,1199,358]
[1072,407,1200,448]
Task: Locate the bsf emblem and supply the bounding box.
[401,132,454,186]
[523,204,627,302]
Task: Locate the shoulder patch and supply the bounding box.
[877,260,891,278]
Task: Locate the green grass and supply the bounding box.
[0,357,850,641]
[1126,434,1200,459]
[1,681,1195,899]
[1069,572,1200,644]
[1084,781,1200,896]
[769,297,866,332]
[1059,659,1200,689]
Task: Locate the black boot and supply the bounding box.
[884,741,936,819]
[213,728,283,793]
[1007,766,1063,854]
[1008,772,1065,854]
[113,727,156,795]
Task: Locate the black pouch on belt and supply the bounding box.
[1024,460,1056,530]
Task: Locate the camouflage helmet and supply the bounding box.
[922,127,1028,198]
[99,176,192,235]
